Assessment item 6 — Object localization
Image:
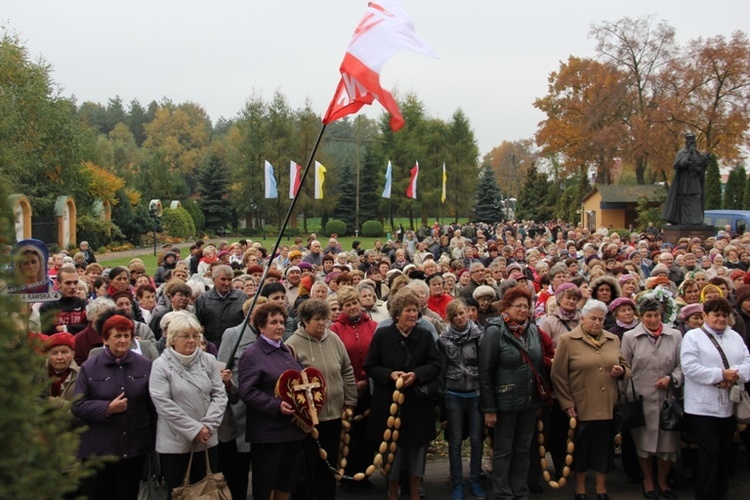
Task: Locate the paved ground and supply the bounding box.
[332,451,750,500]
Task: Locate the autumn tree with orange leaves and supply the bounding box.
[534,17,750,187]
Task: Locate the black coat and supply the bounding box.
[364,322,441,448]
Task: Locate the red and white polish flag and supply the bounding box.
[406,161,419,199]
[322,0,436,131]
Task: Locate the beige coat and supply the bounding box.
[621,323,683,455]
[551,325,630,421]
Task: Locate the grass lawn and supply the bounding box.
[97,235,411,274]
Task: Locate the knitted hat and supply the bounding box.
[650,264,670,277]
[101,314,133,340]
[736,285,750,306]
[297,262,314,272]
[288,250,302,260]
[729,269,746,282]
[110,290,133,304]
[508,270,525,281]
[324,272,341,285]
[647,275,672,290]
[618,274,637,286]
[299,276,315,296]
[473,285,496,300]
[45,332,75,351]
[608,296,635,313]
[285,265,301,277]
[217,251,230,259]
[555,282,578,295]
[505,263,523,276]
[678,303,704,321]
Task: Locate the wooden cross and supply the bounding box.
[293,370,322,426]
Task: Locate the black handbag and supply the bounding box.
[659,383,685,431]
[402,338,444,402]
[613,377,645,433]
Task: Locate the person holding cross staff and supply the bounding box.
[287,298,358,499]
[238,302,306,500]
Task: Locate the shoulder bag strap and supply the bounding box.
[182,446,196,486]
[702,327,730,369]
[559,320,572,332]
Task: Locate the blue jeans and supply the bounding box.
[444,392,484,484]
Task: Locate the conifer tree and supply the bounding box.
[473,164,503,222]
[332,163,357,234]
[705,155,722,210]
[196,153,233,232]
[723,165,746,209]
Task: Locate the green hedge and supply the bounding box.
[77,214,124,249]
[325,219,347,237]
[163,207,196,239]
[183,199,205,231]
[361,220,384,237]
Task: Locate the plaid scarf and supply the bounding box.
[501,311,529,339]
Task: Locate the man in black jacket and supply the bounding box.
[39,265,88,334]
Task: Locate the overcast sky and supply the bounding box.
[4,1,748,156]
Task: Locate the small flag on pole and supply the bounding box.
[290,161,302,199]
[441,162,447,203]
[322,0,437,131]
[264,160,278,199]
[382,161,393,199]
[315,161,327,199]
[406,161,419,199]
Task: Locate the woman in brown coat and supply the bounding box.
[551,299,630,500]
[621,297,683,499]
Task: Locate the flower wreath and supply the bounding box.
[636,286,677,325]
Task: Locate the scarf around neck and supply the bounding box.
[616,318,640,330]
[558,307,577,321]
[501,311,529,339]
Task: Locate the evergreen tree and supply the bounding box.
[332,163,357,234]
[515,164,553,222]
[473,164,503,222]
[743,168,750,210]
[359,147,382,226]
[196,153,233,232]
[705,154,722,210]
[0,180,94,498]
[723,165,746,209]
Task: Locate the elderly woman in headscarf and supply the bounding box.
[38,332,80,415]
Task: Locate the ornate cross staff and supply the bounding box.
[294,371,322,426]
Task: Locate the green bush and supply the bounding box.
[183,199,205,231]
[325,219,347,237]
[162,207,196,239]
[77,214,124,249]
[608,228,632,239]
[361,220,384,237]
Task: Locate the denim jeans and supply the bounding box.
[444,392,484,484]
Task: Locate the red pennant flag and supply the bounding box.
[406,161,419,199]
[322,0,436,131]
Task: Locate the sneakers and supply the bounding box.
[470,480,487,500]
[452,483,465,500]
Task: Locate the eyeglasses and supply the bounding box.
[174,334,202,341]
[509,304,530,310]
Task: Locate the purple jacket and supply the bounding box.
[238,339,306,444]
[73,349,155,458]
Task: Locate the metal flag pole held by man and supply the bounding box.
[226,0,436,370]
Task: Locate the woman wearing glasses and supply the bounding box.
[479,286,549,500]
[551,300,630,500]
[149,311,228,499]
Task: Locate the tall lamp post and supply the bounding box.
[148,199,162,256]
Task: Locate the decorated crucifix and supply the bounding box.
[275,367,327,428]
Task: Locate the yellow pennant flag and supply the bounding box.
[441,162,447,203]
[315,161,327,199]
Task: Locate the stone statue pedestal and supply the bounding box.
[661,224,715,245]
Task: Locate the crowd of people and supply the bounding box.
[26,219,750,499]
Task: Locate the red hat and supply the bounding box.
[101,314,133,340]
[45,332,75,351]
